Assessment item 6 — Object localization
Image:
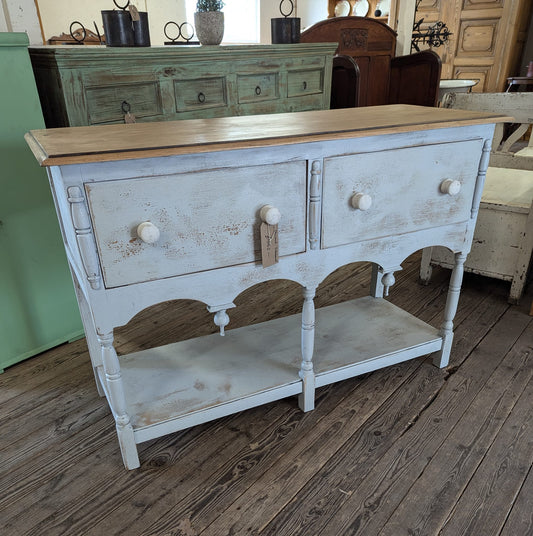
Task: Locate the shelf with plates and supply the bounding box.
[328,0,394,23]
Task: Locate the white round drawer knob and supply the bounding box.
[137,221,160,244]
[440,179,461,196]
[260,205,281,225]
[351,193,372,211]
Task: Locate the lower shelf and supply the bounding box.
[114,296,442,443]
[314,297,442,386]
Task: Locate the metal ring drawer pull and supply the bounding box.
[137,221,160,244]
[302,81,307,90]
[121,100,131,114]
[440,179,461,196]
[260,205,281,225]
[198,92,206,103]
[351,193,372,211]
[255,86,262,96]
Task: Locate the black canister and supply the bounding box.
[101,10,134,46]
[271,17,300,44]
[133,11,150,46]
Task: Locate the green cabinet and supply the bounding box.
[28,43,336,127]
[0,33,82,371]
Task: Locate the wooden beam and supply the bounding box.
[395,0,416,56]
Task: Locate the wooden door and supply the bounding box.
[415,0,532,91]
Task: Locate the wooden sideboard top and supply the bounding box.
[26,105,511,167]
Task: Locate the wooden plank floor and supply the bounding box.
[1,252,532,536]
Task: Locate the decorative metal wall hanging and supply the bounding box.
[164,22,199,45]
[411,0,452,53]
[48,22,103,45]
[66,21,104,45]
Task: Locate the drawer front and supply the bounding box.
[85,82,162,124]
[237,73,279,104]
[322,140,483,249]
[85,161,307,288]
[174,77,227,112]
[288,69,323,97]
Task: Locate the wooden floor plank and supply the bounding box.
[1,253,530,536]
[0,338,88,404]
[198,361,442,536]
[378,319,533,535]
[311,303,531,536]
[81,376,360,536]
[500,464,533,536]
[258,289,523,536]
[0,362,97,451]
[439,375,533,536]
[3,401,292,536]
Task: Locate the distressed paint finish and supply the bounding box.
[423,93,533,304]
[67,186,101,290]
[442,92,533,171]
[28,43,336,128]
[321,139,483,249]
[84,161,307,288]
[308,160,322,251]
[299,287,317,412]
[26,106,503,469]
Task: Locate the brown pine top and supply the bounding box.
[25,105,511,167]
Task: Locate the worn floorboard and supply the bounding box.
[1,253,531,536]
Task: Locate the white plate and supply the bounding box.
[334,0,351,17]
[353,0,369,17]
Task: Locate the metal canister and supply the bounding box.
[133,11,150,47]
[101,10,134,47]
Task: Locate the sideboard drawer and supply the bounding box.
[288,69,323,97]
[237,73,279,104]
[174,76,227,112]
[85,81,163,125]
[321,139,483,248]
[85,161,307,288]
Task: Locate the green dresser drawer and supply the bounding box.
[174,76,227,112]
[85,81,163,124]
[237,72,279,104]
[288,69,324,97]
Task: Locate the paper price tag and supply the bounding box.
[129,5,141,21]
[124,112,136,123]
[261,222,279,268]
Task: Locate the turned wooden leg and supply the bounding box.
[435,252,467,369]
[508,199,533,305]
[420,247,433,285]
[98,332,140,469]
[370,263,384,298]
[299,287,316,412]
[71,274,104,396]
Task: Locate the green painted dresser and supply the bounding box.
[28,43,337,127]
[0,33,82,371]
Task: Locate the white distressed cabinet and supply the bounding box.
[25,106,507,469]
